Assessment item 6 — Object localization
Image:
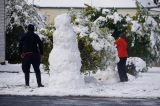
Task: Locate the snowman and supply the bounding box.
[48,13,84,89]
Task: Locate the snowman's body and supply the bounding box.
[49,14,84,88]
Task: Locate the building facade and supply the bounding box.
[0,0,5,63]
[29,0,156,24]
[37,7,137,24]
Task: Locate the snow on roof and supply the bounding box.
[150,8,160,11]
[25,0,157,8]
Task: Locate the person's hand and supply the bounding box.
[40,55,43,62]
[21,54,24,58]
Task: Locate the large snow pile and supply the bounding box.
[48,13,84,89]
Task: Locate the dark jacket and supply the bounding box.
[19,31,43,55]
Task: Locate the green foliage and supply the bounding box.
[6,0,45,64]
[126,1,160,66]
[126,33,152,64]
[83,4,102,22]
[40,25,54,71]
[133,1,148,22]
[77,35,107,73]
[71,6,122,73]
[126,63,138,76]
[71,3,160,73]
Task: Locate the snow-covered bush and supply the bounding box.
[6,0,45,31]
[70,6,118,74]
[6,0,46,63]
[69,3,160,74]
[126,57,148,76]
[39,25,54,71]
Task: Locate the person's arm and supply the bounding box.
[36,34,43,55]
[19,35,24,54]
[114,39,120,48]
[19,34,25,58]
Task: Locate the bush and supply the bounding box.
[77,35,105,73]
[6,25,25,63]
[6,0,45,64]
[39,26,54,71]
[126,57,148,76]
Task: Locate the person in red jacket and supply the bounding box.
[114,33,128,82]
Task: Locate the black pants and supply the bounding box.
[117,57,128,82]
[22,53,42,86]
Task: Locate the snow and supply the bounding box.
[138,0,157,7]
[131,21,141,32]
[6,0,46,32]
[0,64,160,98]
[113,12,122,24]
[150,8,160,12]
[102,9,110,15]
[91,39,104,51]
[2,0,160,98]
[144,16,158,48]
[145,16,157,29]
[25,0,156,8]
[48,13,84,89]
[126,57,147,72]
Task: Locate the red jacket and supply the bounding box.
[114,37,128,57]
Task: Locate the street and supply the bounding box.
[0,95,160,106]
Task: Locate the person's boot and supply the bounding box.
[38,84,44,87]
[35,70,44,87]
[120,78,128,82]
[25,72,30,87]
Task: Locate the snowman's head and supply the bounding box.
[54,13,71,29]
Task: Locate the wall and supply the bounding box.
[0,0,5,63]
[38,7,137,24]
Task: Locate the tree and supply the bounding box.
[70,3,160,74]
[127,1,160,66]
[6,0,45,63]
[70,6,118,74]
[153,0,159,4]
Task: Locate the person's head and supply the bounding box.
[27,24,35,32]
[120,32,126,39]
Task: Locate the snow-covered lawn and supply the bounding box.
[0,64,160,99]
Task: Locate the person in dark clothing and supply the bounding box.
[114,33,128,82]
[19,24,44,87]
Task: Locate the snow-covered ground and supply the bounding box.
[0,64,160,99]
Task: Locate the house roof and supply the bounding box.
[25,0,157,8]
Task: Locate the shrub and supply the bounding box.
[126,57,148,76]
